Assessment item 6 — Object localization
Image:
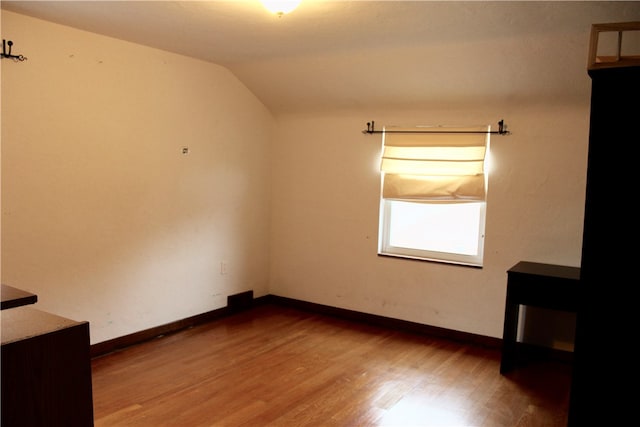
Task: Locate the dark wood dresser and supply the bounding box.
[1,285,94,426]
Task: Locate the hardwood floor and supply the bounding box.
[91,304,571,426]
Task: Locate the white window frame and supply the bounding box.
[378,199,486,267]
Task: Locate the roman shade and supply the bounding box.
[380,125,490,202]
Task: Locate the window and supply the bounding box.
[378,125,490,267]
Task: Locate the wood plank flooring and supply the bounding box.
[91,304,571,426]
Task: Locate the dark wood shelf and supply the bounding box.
[1,284,38,310]
[500,261,580,374]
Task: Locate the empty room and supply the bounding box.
[2,1,639,426]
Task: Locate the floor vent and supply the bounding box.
[227,290,254,312]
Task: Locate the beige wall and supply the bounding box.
[1,11,274,344]
[3,6,616,350]
[270,106,587,347]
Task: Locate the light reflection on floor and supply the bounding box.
[376,395,473,427]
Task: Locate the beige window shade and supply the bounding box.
[380,125,490,202]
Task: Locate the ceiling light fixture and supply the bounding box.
[261,0,301,17]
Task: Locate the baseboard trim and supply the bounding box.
[263,294,502,348]
[91,293,272,358]
[90,293,572,363]
[90,306,229,358]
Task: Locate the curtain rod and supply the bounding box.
[362,120,510,135]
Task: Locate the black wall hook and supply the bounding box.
[1,39,27,61]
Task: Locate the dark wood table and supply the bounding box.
[500,261,580,374]
[1,284,38,310]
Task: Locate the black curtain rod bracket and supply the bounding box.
[362,120,510,135]
[1,39,27,61]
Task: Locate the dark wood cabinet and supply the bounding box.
[568,23,640,426]
[1,306,94,426]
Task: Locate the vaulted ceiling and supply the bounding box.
[2,1,639,114]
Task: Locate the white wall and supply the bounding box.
[270,104,588,344]
[265,2,638,349]
[3,5,627,350]
[1,11,274,344]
